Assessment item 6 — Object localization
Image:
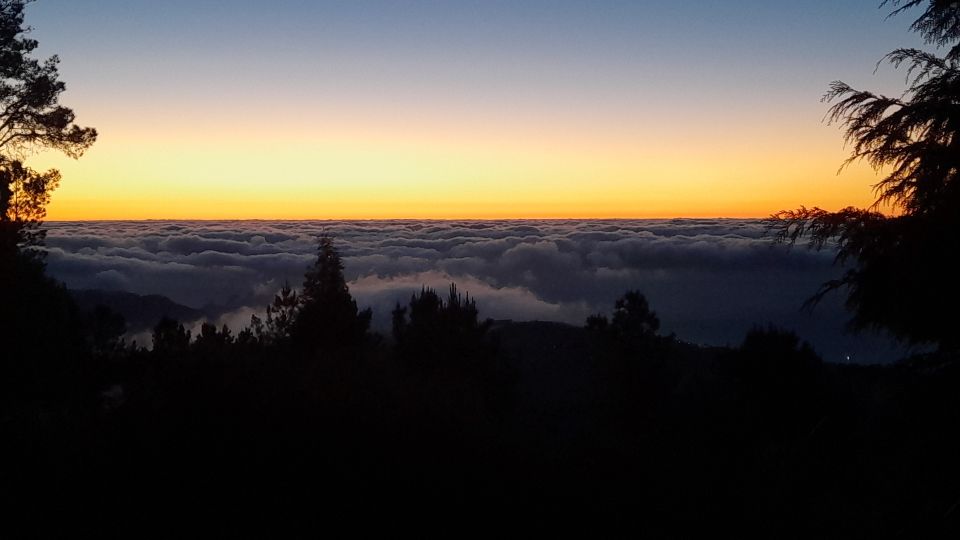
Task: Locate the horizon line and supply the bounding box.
[46,215,774,223]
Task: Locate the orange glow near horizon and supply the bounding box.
[36,112,882,221]
[21,0,917,221]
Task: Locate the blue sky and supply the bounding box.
[23,1,937,219]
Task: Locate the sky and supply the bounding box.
[24,0,928,219]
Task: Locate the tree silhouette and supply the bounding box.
[151,317,191,356]
[0,1,96,156]
[391,283,508,419]
[290,235,371,353]
[392,284,494,369]
[195,322,233,352]
[587,290,663,355]
[0,0,96,259]
[769,1,960,351]
[730,325,827,439]
[264,281,298,343]
[85,304,126,356]
[0,160,58,257]
[1,1,94,403]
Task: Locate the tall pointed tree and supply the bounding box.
[291,235,371,354]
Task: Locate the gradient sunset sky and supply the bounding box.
[27,0,925,220]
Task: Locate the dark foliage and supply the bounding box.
[151,316,191,356]
[0,0,97,157]
[1,0,96,258]
[0,250,85,406]
[1,1,94,476]
[83,304,125,356]
[392,283,494,368]
[728,325,830,440]
[392,284,512,427]
[263,280,298,343]
[290,235,371,353]
[884,0,960,62]
[769,1,960,351]
[5,247,960,537]
[587,290,664,355]
[0,160,59,254]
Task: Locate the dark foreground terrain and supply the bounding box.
[2,242,959,538]
[4,317,960,536]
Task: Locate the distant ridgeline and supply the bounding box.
[70,289,204,333]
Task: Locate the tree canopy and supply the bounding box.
[0,0,99,409]
[290,235,371,352]
[769,0,960,351]
[0,0,96,260]
[0,0,96,158]
[392,284,494,369]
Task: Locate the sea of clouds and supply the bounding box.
[43,219,908,362]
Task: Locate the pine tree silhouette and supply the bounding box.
[291,235,371,354]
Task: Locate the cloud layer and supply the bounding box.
[43,219,906,362]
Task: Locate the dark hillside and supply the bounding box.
[70,289,203,332]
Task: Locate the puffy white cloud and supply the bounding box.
[349,270,593,331]
[43,219,903,361]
